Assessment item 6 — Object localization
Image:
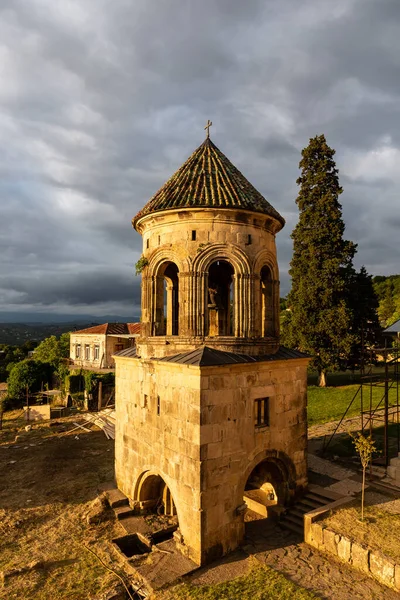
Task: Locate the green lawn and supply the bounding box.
[307,380,399,426]
[160,563,317,600]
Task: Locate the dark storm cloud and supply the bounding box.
[0,0,399,313]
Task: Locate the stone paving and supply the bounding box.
[243,520,400,599]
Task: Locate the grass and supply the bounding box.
[159,560,317,600]
[0,410,124,600]
[321,498,400,562]
[307,382,399,425]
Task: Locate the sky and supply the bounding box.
[1,0,400,320]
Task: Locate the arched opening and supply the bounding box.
[137,473,177,518]
[244,458,289,519]
[154,262,179,336]
[260,266,274,337]
[207,260,234,336]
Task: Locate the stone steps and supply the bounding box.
[280,485,340,538]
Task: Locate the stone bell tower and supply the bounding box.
[115,128,309,565]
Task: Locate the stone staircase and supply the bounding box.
[279,485,343,537]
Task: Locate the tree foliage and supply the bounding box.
[282,135,357,386]
[7,359,52,401]
[350,432,377,521]
[373,274,400,326]
[34,333,70,367]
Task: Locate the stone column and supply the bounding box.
[178,272,190,337]
[166,283,174,336]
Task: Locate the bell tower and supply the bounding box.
[133,134,284,359]
[115,129,310,566]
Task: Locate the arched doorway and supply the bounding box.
[154,261,179,336]
[244,458,289,518]
[137,472,177,517]
[207,260,234,336]
[260,266,274,337]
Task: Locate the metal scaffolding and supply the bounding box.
[322,336,399,467]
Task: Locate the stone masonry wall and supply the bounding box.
[305,504,400,592]
[115,353,309,565]
[199,357,309,562]
[114,355,202,564]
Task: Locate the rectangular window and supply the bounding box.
[146,239,149,249]
[247,234,252,245]
[254,398,269,427]
[157,395,160,416]
[191,230,196,241]
[85,344,90,360]
[75,344,81,359]
[143,394,148,408]
[94,345,100,360]
[158,235,161,245]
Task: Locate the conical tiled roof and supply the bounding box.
[132,138,284,227]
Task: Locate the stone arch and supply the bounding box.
[239,450,297,513]
[193,243,250,275]
[253,250,279,338]
[147,248,188,276]
[146,253,185,336]
[253,250,279,280]
[134,470,179,518]
[193,245,251,338]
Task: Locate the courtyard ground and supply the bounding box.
[2,409,399,599]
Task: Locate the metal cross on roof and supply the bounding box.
[204,119,212,138]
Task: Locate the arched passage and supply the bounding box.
[243,457,290,518]
[207,260,234,336]
[154,261,179,336]
[136,472,177,517]
[260,265,274,337]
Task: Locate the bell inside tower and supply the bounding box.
[207,260,234,337]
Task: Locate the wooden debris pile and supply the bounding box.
[82,408,116,440]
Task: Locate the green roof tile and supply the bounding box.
[133,138,285,227]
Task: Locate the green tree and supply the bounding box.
[282,134,357,386]
[350,432,377,521]
[347,266,381,369]
[7,359,52,402]
[34,333,70,367]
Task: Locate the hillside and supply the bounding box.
[0,322,96,346]
[373,274,400,326]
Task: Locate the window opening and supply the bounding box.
[75,344,81,359]
[157,395,160,416]
[207,260,234,336]
[85,345,90,360]
[191,230,196,241]
[260,266,274,337]
[254,397,270,427]
[154,262,179,336]
[94,345,100,360]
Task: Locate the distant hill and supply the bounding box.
[0,314,140,345]
[372,275,400,326]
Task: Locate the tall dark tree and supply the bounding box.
[347,266,381,370]
[282,134,357,386]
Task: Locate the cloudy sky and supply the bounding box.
[1,0,399,320]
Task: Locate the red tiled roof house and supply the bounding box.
[70,323,140,369]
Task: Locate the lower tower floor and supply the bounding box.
[114,346,309,565]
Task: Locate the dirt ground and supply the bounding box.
[0,411,126,600]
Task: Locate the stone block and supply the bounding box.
[351,542,369,573]
[395,564,400,591]
[310,522,323,548]
[337,535,351,562]
[322,528,337,555]
[369,552,395,587]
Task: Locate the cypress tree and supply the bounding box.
[283,134,357,386]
